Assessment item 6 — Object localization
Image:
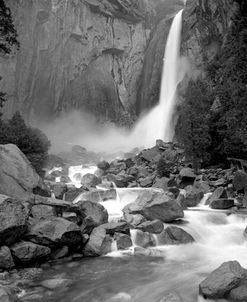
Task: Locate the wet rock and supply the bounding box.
[97,161,110,171]
[0,246,14,271]
[27,217,82,247]
[210,199,234,209]
[114,233,132,250]
[229,283,247,302]
[134,230,156,248]
[77,200,108,231]
[123,213,146,227]
[156,226,194,245]
[207,187,228,205]
[136,220,164,234]
[106,174,129,188]
[64,188,82,202]
[83,226,112,257]
[0,144,42,200]
[10,241,51,264]
[31,205,56,220]
[180,185,204,207]
[0,195,29,246]
[41,278,72,290]
[81,173,101,189]
[139,176,153,187]
[199,261,244,299]
[101,222,130,235]
[123,191,184,223]
[51,246,69,260]
[140,147,160,162]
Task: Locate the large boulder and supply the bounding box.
[114,233,132,250]
[229,283,247,302]
[178,167,196,187]
[0,144,43,199]
[83,226,112,257]
[210,199,234,209]
[0,246,15,270]
[156,226,194,245]
[180,185,204,208]
[199,261,244,299]
[10,241,51,264]
[31,204,56,220]
[134,230,156,248]
[207,187,228,205]
[27,217,82,247]
[136,220,164,234]
[123,191,184,223]
[81,173,101,188]
[0,195,29,246]
[77,200,108,231]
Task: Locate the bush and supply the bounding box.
[0,112,50,175]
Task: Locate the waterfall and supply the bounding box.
[129,9,184,148]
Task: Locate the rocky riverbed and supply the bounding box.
[1,141,247,301]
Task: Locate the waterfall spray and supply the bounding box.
[129,9,184,148]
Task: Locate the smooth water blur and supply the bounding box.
[22,187,247,302]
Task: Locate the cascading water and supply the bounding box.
[129,9,184,148]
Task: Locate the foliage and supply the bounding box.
[0,112,51,175]
[0,0,19,54]
[176,6,247,167]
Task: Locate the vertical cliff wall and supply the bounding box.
[0,0,155,122]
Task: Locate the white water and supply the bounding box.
[68,165,97,188]
[104,191,247,301]
[127,9,184,148]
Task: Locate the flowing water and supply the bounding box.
[25,184,247,302]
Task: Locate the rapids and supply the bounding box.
[26,188,247,302]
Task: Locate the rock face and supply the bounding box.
[0,195,29,246]
[0,0,151,121]
[0,144,42,199]
[199,261,244,299]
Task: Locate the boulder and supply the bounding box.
[134,230,156,248]
[83,226,112,256]
[77,200,108,230]
[180,185,204,207]
[210,199,234,209]
[152,177,169,191]
[233,171,247,191]
[139,176,153,187]
[31,204,56,220]
[27,217,82,247]
[199,261,244,299]
[140,147,160,162]
[10,241,51,264]
[207,187,228,205]
[179,168,196,187]
[136,220,164,234]
[81,173,101,188]
[0,246,14,270]
[229,284,247,302]
[100,222,130,235]
[0,195,29,246]
[156,226,194,245]
[114,233,132,250]
[0,144,42,200]
[123,191,184,223]
[41,278,72,290]
[64,188,82,202]
[97,161,110,171]
[123,213,146,227]
[51,246,69,260]
[106,174,129,188]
